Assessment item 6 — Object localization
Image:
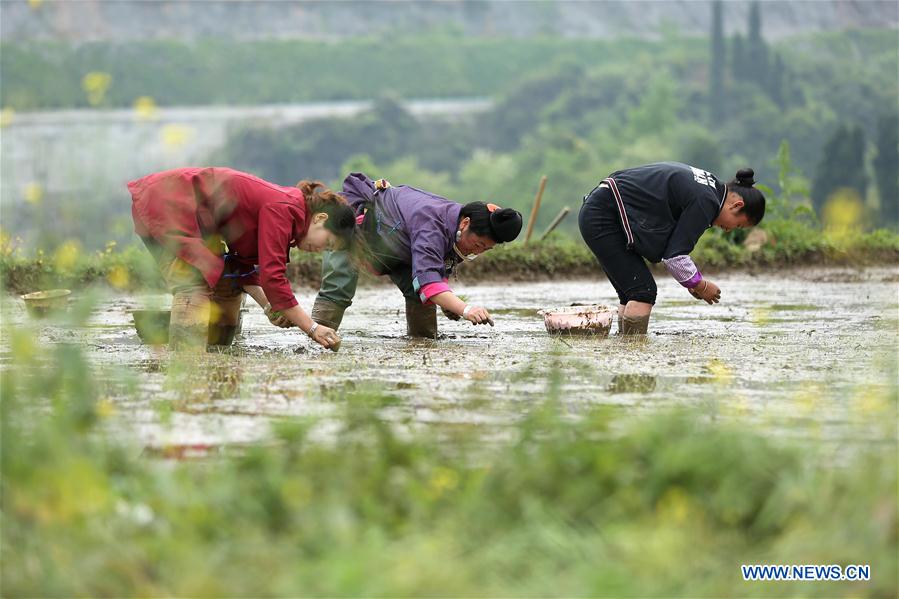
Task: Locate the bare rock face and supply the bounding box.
[743,228,769,253]
[2,0,896,43]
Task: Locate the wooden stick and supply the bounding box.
[524,175,547,244]
[539,207,571,241]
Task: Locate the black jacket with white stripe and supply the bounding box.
[606,162,726,263]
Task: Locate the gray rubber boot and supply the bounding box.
[311,296,347,330]
[405,298,438,339]
[620,314,650,336]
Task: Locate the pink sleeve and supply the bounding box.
[418,280,452,305]
[661,255,703,288]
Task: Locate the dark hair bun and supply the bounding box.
[735,168,755,187]
[489,208,523,243]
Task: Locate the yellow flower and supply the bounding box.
[656,487,692,524]
[133,96,159,121]
[852,388,889,417]
[796,383,824,415]
[82,71,112,107]
[427,467,459,500]
[107,265,130,289]
[24,182,43,205]
[207,301,222,325]
[11,329,37,362]
[750,306,771,327]
[97,399,117,418]
[822,189,863,242]
[0,107,15,128]
[53,240,81,271]
[161,124,194,148]
[706,358,733,385]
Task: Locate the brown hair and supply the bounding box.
[296,180,356,244]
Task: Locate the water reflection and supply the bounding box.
[607,374,657,394]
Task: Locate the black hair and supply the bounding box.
[297,180,356,248]
[727,168,766,225]
[459,202,523,243]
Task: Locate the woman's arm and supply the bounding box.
[429,291,493,326]
[244,284,339,346]
[242,284,268,308]
[277,304,341,349]
[242,284,292,327]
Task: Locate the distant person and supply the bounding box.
[129,167,355,350]
[311,173,523,338]
[578,163,765,335]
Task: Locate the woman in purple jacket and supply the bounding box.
[312,173,523,338]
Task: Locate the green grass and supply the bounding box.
[3,223,898,295]
[1,315,896,596]
[0,36,680,110]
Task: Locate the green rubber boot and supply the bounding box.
[620,314,650,336]
[405,298,438,339]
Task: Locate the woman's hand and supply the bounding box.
[264,304,294,328]
[690,280,721,304]
[309,323,340,350]
[441,306,461,321]
[429,291,494,327]
[463,304,494,326]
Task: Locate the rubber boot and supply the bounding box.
[312,296,347,330]
[620,314,650,336]
[169,288,211,352]
[405,298,438,339]
[207,290,243,347]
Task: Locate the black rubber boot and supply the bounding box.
[311,297,347,330]
[620,314,650,336]
[405,298,438,339]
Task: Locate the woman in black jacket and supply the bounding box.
[578,162,765,335]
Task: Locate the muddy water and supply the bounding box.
[3,267,897,453]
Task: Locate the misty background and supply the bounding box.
[1,0,897,250]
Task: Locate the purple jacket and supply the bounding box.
[342,172,463,290]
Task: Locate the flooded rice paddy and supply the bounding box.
[4,267,897,455]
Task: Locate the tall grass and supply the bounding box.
[1,310,896,596]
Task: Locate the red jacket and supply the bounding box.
[129,167,308,311]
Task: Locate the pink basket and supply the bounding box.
[539,305,616,337]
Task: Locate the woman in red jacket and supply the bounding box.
[129,167,354,350]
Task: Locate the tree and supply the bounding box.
[767,53,785,108]
[746,1,769,87]
[709,0,726,124]
[873,113,899,225]
[627,75,682,138]
[811,124,867,214]
[477,61,586,152]
[681,128,723,176]
[730,34,745,80]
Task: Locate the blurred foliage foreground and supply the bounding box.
[1,217,898,295]
[1,307,897,596]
